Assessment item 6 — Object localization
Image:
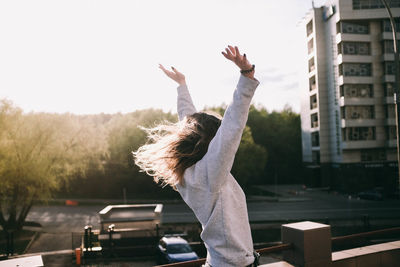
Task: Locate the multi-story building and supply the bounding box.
[300,0,400,191]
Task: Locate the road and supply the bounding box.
[161,185,400,223]
[24,184,400,254]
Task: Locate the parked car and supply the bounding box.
[357,189,383,201]
[156,236,199,264]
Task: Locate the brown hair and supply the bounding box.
[133,112,221,187]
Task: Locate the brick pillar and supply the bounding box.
[282,221,332,267]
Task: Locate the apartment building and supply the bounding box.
[300,0,400,191]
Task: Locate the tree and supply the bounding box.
[0,100,107,232]
[247,105,302,184]
[231,126,267,188]
[104,109,178,198]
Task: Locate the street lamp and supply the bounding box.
[380,0,400,194]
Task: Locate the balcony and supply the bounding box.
[382,54,395,61]
[339,96,378,106]
[338,76,374,86]
[385,96,395,104]
[337,54,372,64]
[382,31,400,40]
[342,140,385,150]
[341,119,378,128]
[383,75,395,83]
[385,118,396,126]
[336,33,371,43]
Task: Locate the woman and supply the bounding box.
[134,45,260,267]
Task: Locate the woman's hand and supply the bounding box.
[222,45,255,80]
[159,64,186,86]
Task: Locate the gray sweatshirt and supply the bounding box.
[176,75,260,267]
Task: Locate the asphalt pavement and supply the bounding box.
[18,184,400,265]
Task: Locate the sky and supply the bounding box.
[0,0,326,115]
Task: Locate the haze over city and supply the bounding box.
[0,0,325,115]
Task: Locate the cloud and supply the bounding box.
[257,68,299,93]
[280,82,299,91]
[258,67,298,83]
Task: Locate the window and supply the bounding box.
[311,113,318,128]
[361,149,386,162]
[309,57,315,72]
[342,63,372,76]
[385,62,396,75]
[343,127,375,141]
[382,19,400,32]
[311,132,319,147]
[160,240,167,249]
[341,21,369,34]
[385,83,395,96]
[312,151,320,164]
[341,84,373,98]
[309,76,316,91]
[308,39,314,54]
[310,94,317,109]
[382,40,399,54]
[386,104,396,118]
[342,106,375,119]
[341,42,370,55]
[307,20,313,36]
[167,244,193,254]
[353,0,400,10]
[386,126,397,140]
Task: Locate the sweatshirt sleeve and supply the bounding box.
[177,84,197,121]
[203,74,259,191]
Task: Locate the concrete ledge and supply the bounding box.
[332,241,400,267]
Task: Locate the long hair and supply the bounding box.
[133,112,221,188]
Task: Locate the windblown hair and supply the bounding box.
[133,112,221,188]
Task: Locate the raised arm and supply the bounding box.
[203,46,259,190]
[159,64,196,120]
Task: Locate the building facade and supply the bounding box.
[300,0,400,191]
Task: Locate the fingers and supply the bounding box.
[159,64,175,81]
[223,45,243,62]
[234,46,240,57]
[171,66,180,74]
[228,45,236,56]
[159,64,167,72]
[159,64,169,76]
[225,47,233,58]
[221,51,230,59]
[222,47,234,61]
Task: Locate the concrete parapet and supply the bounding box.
[281,221,332,267]
[332,240,400,267]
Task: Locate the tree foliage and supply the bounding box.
[247,105,302,184]
[0,100,107,231]
[232,126,267,187]
[0,98,302,231]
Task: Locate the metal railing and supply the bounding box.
[332,226,400,245]
[154,243,294,267]
[154,226,400,267]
